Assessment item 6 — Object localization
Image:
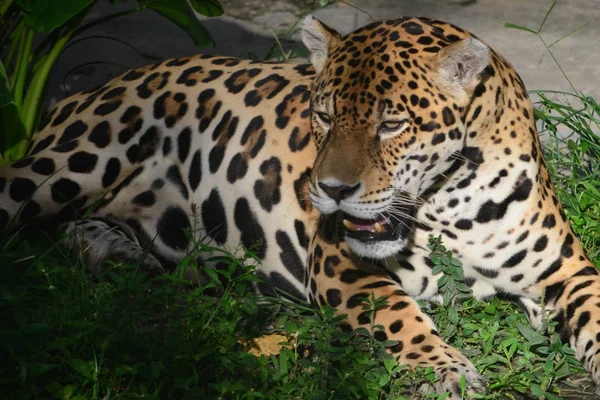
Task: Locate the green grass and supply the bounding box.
[535,91,600,266]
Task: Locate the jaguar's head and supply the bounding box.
[302,16,491,259]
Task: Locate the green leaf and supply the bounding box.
[484,304,496,314]
[0,100,27,163]
[503,21,538,34]
[115,364,137,376]
[16,0,94,33]
[354,327,371,337]
[581,181,600,200]
[448,306,459,325]
[533,107,546,121]
[66,358,93,379]
[0,61,12,108]
[383,358,397,374]
[381,339,399,348]
[0,60,26,163]
[63,385,74,399]
[190,0,224,16]
[24,361,58,377]
[142,0,214,47]
[378,372,390,387]
[450,257,462,267]
[243,392,265,399]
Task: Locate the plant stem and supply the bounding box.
[538,35,577,94]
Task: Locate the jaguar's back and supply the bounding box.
[0,55,319,297]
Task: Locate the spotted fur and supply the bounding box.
[1,16,599,397]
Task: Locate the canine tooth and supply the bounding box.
[375,222,385,233]
[343,219,358,231]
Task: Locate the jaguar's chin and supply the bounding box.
[340,205,415,260]
[346,236,409,259]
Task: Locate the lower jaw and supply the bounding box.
[345,236,408,259]
[345,229,399,242]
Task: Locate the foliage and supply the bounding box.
[1,223,593,399]
[0,228,443,399]
[424,236,586,399]
[535,91,600,265]
[0,0,223,164]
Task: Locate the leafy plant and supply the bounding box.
[422,235,588,399]
[426,235,473,342]
[0,0,224,164]
[535,92,600,265]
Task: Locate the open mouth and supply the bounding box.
[342,207,414,242]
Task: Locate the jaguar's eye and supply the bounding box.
[380,120,405,131]
[377,119,409,138]
[315,111,331,125]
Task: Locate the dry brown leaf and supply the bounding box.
[242,333,294,357]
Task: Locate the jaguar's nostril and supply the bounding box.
[318,181,361,203]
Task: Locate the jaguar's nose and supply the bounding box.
[318,180,361,204]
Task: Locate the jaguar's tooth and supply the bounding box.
[343,219,358,231]
[375,222,385,233]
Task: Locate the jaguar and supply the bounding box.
[1,15,599,397]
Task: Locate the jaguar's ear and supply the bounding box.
[301,15,342,74]
[436,37,490,97]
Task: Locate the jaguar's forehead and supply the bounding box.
[337,17,469,52]
[313,17,472,100]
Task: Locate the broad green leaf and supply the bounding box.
[143,0,214,47]
[16,0,94,33]
[448,306,459,325]
[354,327,371,337]
[24,361,58,377]
[190,0,224,17]
[381,339,399,348]
[378,373,390,387]
[383,358,397,374]
[115,364,137,376]
[66,358,93,379]
[63,385,74,399]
